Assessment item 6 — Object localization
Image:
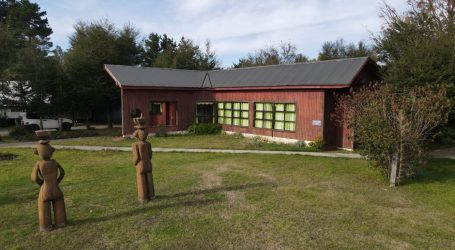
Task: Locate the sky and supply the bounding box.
[36,0,409,67]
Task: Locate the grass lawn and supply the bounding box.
[0,148,454,249]
[52,134,331,152]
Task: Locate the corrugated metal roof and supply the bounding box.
[105,57,370,89]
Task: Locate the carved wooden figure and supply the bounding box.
[31,130,67,232]
[132,115,155,202]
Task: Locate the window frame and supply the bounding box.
[149,102,163,115]
[253,102,297,132]
[196,102,215,124]
[216,101,249,127]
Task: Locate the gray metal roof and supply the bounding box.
[105,57,371,89]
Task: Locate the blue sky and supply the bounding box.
[36,0,409,67]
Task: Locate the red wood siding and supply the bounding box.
[212,89,325,141]
[121,89,213,135]
[121,88,352,148]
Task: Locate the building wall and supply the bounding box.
[121,88,213,135]
[212,89,325,142]
[122,88,326,143]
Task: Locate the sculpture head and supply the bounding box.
[34,130,54,160]
[133,129,148,141]
[34,143,55,160]
[133,114,147,130]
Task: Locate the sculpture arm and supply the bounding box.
[148,143,152,160]
[132,144,140,166]
[57,162,65,183]
[31,162,43,186]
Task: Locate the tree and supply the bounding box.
[334,84,451,186]
[0,0,54,113]
[318,39,375,61]
[65,20,142,128]
[374,0,455,120]
[233,42,309,68]
[142,34,219,70]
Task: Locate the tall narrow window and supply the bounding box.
[196,102,214,124]
[217,102,249,127]
[254,102,296,131]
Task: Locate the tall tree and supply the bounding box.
[65,19,142,128]
[233,42,309,68]
[0,0,53,113]
[318,39,375,61]
[142,33,219,70]
[374,0,455,120]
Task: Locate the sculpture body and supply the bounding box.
[31,130,66,231]
[132,116,155,202]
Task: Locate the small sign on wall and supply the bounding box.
[312,120,322,126]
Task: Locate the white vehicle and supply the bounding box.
[20,113,74,131]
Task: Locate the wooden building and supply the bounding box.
[105,57,379,149]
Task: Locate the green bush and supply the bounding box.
[9,126,31,137]
[308,138,325,150]
[188,123,221,135]
[155,125,168,137]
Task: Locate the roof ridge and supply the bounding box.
[105,57,370,73]
[210,57,370,72]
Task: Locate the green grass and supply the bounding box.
[52,134,330,152]
[0,148,454,249]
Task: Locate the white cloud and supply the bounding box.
[36,0,409,66]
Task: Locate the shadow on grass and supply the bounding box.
[70,182,276,226]
[402,158,455,185]
[155,182,276,200]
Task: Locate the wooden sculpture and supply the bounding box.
[132,115,155,202]
[31,130,67,232]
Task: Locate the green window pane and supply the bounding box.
[275,104,285,111]
[255,120,263,128]
[225,118,232,124]
[255,112,263,119]
[264,112,273,120]
[285,122,295,131]
[241,119,249,127]
[218,117,224,124]
[255,103,263,111]
[242,111,249,118]
[233,111,240,117]
[264,103,273,111]
[218,110,224,116]
[275,121,285,130]
[285,113,296,122]
[286,104,295,112]
[233,102,241,110]
[241,103,249,110]
[225,110,232,117]
[264,121,273,129]
[217,103,224,109]
[225,103,232,109]
[275,112,284,121]
[233,118,240,125]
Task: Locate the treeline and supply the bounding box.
[0,0,454,129]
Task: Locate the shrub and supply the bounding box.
[9,126,30,137]
[334,84,451,186]
[308,138,325,150]
[155,125,167,137]
[188,123,221,135]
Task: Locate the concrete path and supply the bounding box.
[1,141,453,160]
[0,141,362,159]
